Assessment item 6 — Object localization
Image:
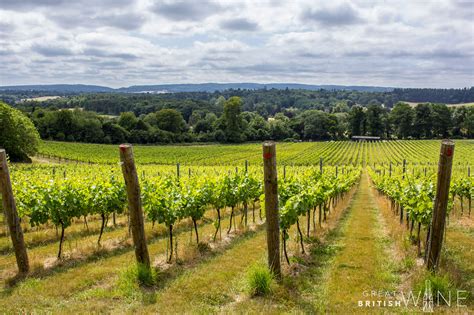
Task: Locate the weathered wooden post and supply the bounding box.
[402,159,406,179]
[176,163,180,182]
[426,140,454,271]
[263,142,281,278]
[319,157,323,174]
[119,144,151,268]
[245,160,248,174]
[0,149,29,274]
[283,165,286,179]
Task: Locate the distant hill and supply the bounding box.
[0,83,393,93]
[0,84,113,93]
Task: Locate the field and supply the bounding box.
[0,140,473,313]
[404,101,474,108]
[19,96,62,102]
[38,139,474,165]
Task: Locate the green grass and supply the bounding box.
[246,263,274,296]
[413,272,454,305]
[321,172,399,312]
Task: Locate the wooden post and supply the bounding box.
[0,149,29,274]
[402,159,406,179]
[336,165,338,178]
[263,142,281,278]
[176,163,180,182]
[119,144,150,268]
[319,158,323,174]
[245,160,248,174]
[426,140,455,271]
[283,165,286,179]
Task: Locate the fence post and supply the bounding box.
[402,159,406,179]
[426,140,455,271]
[176,163,180,182]
[0,149,29,274]
[262,141,281,278]
[119,144,150,268]
[319,158,323,174]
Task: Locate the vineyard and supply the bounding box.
[0,140,472,313]
[38,139,474,165]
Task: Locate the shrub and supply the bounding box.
[246,263,273,296]
[0,102,40,162]
[118,263,156,297]
[414,272,454,305]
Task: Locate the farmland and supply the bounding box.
[0,139,473,313]
[38,139,474,166]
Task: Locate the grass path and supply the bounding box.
[0,207,238,280]
[0,210,252,312]
[322,170,398,312]
[444,221,474,301]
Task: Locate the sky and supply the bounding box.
[0,0,473,88]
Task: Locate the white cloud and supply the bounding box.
[0,0,472,88]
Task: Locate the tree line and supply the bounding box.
[8,87,474,119]
[25,97,474,145]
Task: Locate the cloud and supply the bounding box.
[0,0,65,10]
[32,44,74,57]
[49,12,145,30]
[301,3,363,26]
[82,48,138,60]
[151,0,222,21]
[0,21,14,33]
[0,0,473,88]
[219,18,258,31]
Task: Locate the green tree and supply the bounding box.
[333,101,350,113]
[465,107,474,137]
[366,104,385,137]
[222,96,244,142]
[390,102,414,139]
[102,122,129,144]
[118,112,138,131]
[413,103,433,138]
[451,106,468,137]
[431,103,452,137]
[349,106,366,136]
[302,110,335,140]
[155,109,186,133]
[0,102,40,161]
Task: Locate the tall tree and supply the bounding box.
[451,106,468,137]
[465,107,474,137]
[390,102,414,139]
[366,104,384,137]
[431,104,452,137]
[302,110,335,140]
[222,96,244,142]
[349,106,366,136]
[413,103,433,138]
